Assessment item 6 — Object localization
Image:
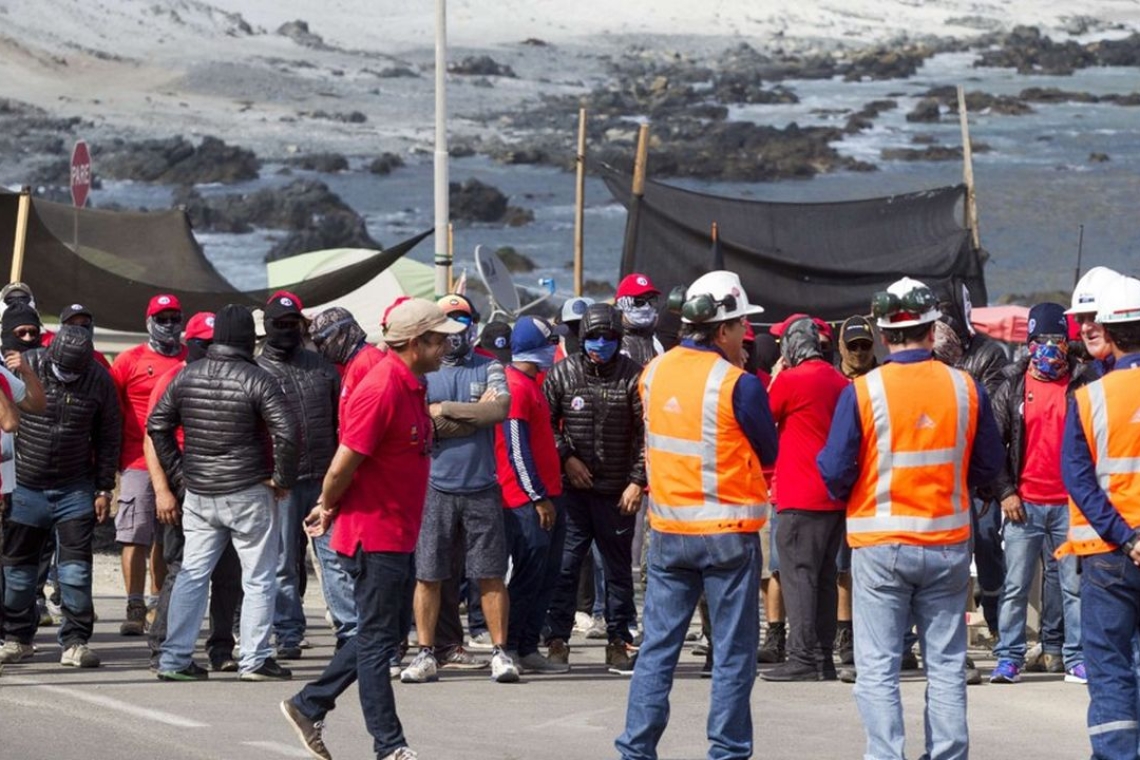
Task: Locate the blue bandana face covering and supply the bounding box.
[514,344,557,370]
[1028,338,1069,381]
[583,336,619,364]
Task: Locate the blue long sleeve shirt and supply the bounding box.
[817,348,1004,501]
[679,340,778,467]
[1061,352,1140,548]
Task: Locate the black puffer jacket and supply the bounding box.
[148,343,298,496]
[957,333,1010,397]
[257,343,339,481]
[620,329,659,368]
[990,356,1093,501]
[16,332,121,492]
[543,352,646,495]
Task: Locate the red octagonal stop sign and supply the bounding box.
[70,140,91,208]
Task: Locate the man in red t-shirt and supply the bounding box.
[282,297,464,760]
[761,315,850,682]
[989,302,1091,685]
[110,294,188,636]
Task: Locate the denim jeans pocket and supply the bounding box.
[702,532,751,570]
[855,544,900,590]
[1084,554,1126,590]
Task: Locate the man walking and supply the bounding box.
[818,277,1002,760]
[149,305,298,682]
[616,270,776,760]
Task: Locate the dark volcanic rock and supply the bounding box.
[919,87,1034,116]
[450,179,507,222]
[99,136,260,184]
[712,72,799,105]
[845,99,897,133]
[841,46,933,81]
[1019,87,1101,103]
[495,247,536,273]
[266,212,380,261]
[449,55,516,78]
[1089,152,1111,163]
[276,19,328,50]
[976,27,1140,75]
[284,152,349,173]
[882,142,991,161]
[906,99,942,123]
[368,152,406,175]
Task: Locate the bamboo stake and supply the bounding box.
[447,222,454,292]
[10,187,31,284]
[631,124,650,197]
[573,108,588,297]
[957,85,981,251]
[432,0,450,298]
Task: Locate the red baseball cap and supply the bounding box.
[616,273,660,299]
[743,321,756,343]
[184,312,216,341]
[769,313,834,342]
[269,290,304,311]
[147,294,182,317]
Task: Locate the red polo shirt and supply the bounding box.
[332,350,433,555]
[495,365,562,508]
[338,343,386,432]
[147,362,187,450]
[111,342,189,470]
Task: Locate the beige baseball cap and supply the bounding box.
[381,297,466,343]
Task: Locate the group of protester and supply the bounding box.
[0,262,1138,760]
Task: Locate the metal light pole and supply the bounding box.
[433,0,450,297]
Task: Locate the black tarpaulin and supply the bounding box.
[605,166,988,324]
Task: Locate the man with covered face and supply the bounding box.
[257,292,340,660]
[615,273,664,367]
[0,325,121,669]
[542,302,646,674]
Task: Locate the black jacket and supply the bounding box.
[990,356,1092,502]
[957,333,1010,397]
[257,343,340,481]
[620,330,659,368]
[543,352,647,495]
[148,343,298,496]
[15,346,121,492]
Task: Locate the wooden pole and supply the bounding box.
[957,85,981,251]
[631,124,650,197]
[447,222,454,292]
[433,0,450,298]
[573,108,588,297]
[10,186,32,284]
[711,221,718,243]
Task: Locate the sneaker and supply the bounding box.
[989,658,1021,684]
[490,649,520,683]
[277,646,304,660]
[573,611,593,633]
[1065,662,1088,684]
[120,601,148,636]
[965,656,982,685]
[280,699,332,760]
[46,598,64,623]
[546,638,570,665]
[692,634,710,657]
[838,666,857,683]
[518,651,570,674]
[584,615,607,639]
[240,657,293,681]
[157,662,210,681]
[606,640,636,675]
[400,649,439,683]
[834,625,855,666]
[760,660,822,682]
[210,656,240,673]
[298,638,313,649]
[699,649,713,678]
[0,640,35,664]
[1023,642,1045,672]
[466,631,494,652]
[900,647,920,671]
[1044,653,1065,674]
[60,643,100,668]
[438,646,488,670]
[37,602,55,628]
[379,747,418,760]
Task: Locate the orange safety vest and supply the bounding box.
[846,359,978,548]
[640,346,769,535]
[1059,372,1140,556]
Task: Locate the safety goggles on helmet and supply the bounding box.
[871,286,938,324]
[666,286,739,324]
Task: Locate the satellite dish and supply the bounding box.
[476,244,521,313]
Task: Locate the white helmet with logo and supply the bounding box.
[874,276,941,329]
[560,297,595,324]
[680,270,764,324]
[1066,266,1123,316]
[1096,275,1140,325]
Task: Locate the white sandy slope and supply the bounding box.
[1,0,1138,157]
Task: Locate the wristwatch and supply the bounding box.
[95,490,114,501]
[1124,530,1140,556]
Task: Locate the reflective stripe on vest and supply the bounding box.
[1088,382,1140,486]
[649,499,769,525]
[848,363,972,539]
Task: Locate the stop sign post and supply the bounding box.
[70,140,91,208]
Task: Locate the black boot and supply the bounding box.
[834,621,854,666]
[757,621,786,664]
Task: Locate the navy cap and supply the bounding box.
[1027,302,1068,342]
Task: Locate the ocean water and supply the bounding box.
[99,51,1140,303]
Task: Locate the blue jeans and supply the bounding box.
[971,499,1004,633]
[1080,551,1140,759]
[312,527,357,641]
[274,479,322,648]
[2,483,95,648]
[292,549,414,758]
[993,503,1081,668]
[159,484,279,674]
[504,503,565,656]
[616,531,761,760]
[852,543,970,760]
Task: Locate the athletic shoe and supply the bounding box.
[989,659,1021,684]
[210,656,240,673]
[438,646,488,670]
[965,656,982,685]
[280,699,332,760]
[466,631,494,651]
[120,601,148,636]
[546,638,570,665]
[573,611,593,633]
[1044,653,1065,674]
[1065,662,1088,684]
[37,601,56,628]
[900,647,920,671]
[838,666,857,683]
[157,662,210,681]
[60,644,100,668]
[606,640,637,675]
[692,635,710,657]
[490,649,520,683]
[277,646,304,660]
[584,615,607,639]
[400,649,439,683]
[834,626,855,665]
[0,640,34,664]
[379,747,417,760]
[240,657,293,681]
[759,660,822,682]
[1023,642,1045,672]
[518,652,570,674]
[298,638,313,649]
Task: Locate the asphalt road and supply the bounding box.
[0,595,1092,760]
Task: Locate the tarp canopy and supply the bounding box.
[604,166,989,326]
[0,190,431,331]
[971,304,1029,343]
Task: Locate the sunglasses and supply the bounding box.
[632,296,658,309]
[14,327,40,339]
[585,330,620,342]
[846,340,873,351]
[153,315,183,326]
[271,318,302,330]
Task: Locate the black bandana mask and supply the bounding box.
[267,321,304,352]
[1,303,43,354]
[147,315,183,357]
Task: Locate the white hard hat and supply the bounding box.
[560,296,595,324]
[874,276,942,329]
[1095,275,1140,325]
[1066,266,1123,315]
[681,270,764,324]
